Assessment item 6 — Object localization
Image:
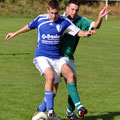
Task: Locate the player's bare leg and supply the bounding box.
[61,64,87,119]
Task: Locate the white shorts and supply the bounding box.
[53,57,77,83]
[60,57,76,77]
[33,56,62,84]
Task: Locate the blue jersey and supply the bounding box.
[28,14,80,59]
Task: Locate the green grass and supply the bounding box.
[0,17,120,120]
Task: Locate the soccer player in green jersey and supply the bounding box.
[60,0,110,119]
[37,0,110,119]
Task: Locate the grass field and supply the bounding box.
[0,16,120,120]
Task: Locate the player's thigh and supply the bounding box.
[33,56,53,76]
[67,59,77,85]
[67,58,77,77]
[61,64,74,82]
[60,57,75,79]
[44,67,54,82]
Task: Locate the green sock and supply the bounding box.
[67,82,82,111]
[67,95,75,115]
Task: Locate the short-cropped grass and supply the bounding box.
[0,16,120,120]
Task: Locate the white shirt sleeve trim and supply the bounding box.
[63,22,80,36]
[89,22,95,30]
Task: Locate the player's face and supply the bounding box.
[66,3,79,19]
[48,7,59,21]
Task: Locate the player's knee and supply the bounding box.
[45,68,55,82]
[66,71,76,83]
[48,74,55,83]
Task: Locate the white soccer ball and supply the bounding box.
[32,112,48,120]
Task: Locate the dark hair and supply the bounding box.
[48,0,60,10]
[68,0,80,6]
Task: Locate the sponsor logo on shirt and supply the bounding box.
[41,34,60,44]
[42,34,60,40]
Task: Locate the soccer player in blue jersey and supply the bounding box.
[5,0,96,119]
[37,0,110,119]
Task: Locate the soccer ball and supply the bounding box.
[32,112,48,120]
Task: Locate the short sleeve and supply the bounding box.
[79,17,94,31]
[28,16,39,29]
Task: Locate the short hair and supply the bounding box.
[48,0,60,10]
[68,0,80,6]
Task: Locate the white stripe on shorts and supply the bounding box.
[33,58,44,75]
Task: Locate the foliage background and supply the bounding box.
[0,0,120,18]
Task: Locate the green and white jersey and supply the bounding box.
[60,14,94,60]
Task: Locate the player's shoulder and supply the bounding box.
[80,16,90,22]
[59,15,71,22]
[75,16,91,24]
[58,14,67,20]
[38,14,48,18]
[75,15,88,21]
[34,14,48,21]
[57,15,73,26]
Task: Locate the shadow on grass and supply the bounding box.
[61,111,120,120]
[0,53,31,56]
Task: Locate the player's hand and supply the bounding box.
[99,6,110,19]
[84,30,96,37]
[5,32,16,40]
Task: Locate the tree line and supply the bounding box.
[0,0,118,5]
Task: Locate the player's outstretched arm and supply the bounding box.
[77,30,96,37]
[92,6,110,29]
[5,25,31,40]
